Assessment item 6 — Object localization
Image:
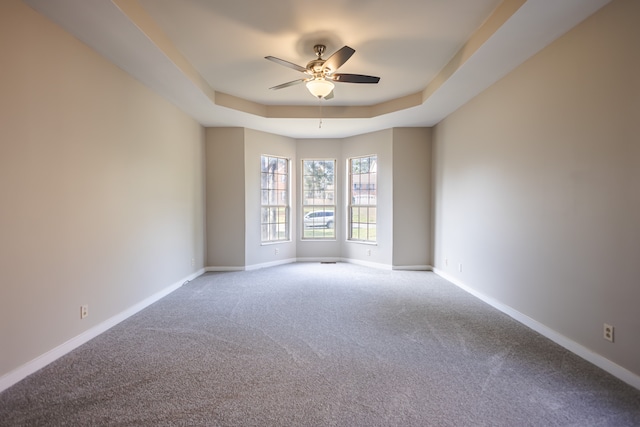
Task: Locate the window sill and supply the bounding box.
[261,240,291,246]
[346,240,377,246]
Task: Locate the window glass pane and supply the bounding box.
[303,206,335,239]
[278,158,287,174]
[352,157,360,174]
[348,155,377,242]
[361,172,369,188]
[260,155,289,243]
[323,190,334,205]
[351,226,361,240]
[361,207,370,223]
[362,157,370,173]
[302,159,336,240]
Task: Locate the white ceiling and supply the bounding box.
[24,0,610,138]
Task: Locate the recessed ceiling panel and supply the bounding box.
[137,0,503,106]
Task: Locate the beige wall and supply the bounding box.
[392,128,432,268]
[205,128,246,268]
[0,0,205,378]
[432,0,640,376]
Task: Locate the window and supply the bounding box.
[349,155,377,242]
[261,155,290,242]
[302,159,335,239]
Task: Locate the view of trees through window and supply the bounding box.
[260,155,289,242]
[349,155,377,242]
[302,159,335,239]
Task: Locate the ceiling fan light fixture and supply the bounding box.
[306,78,334,98]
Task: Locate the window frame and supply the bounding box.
[348,154,377,243]
[301,158,337,240]
[260,155,291,244]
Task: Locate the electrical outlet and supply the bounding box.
[274,248,279,255]
[191,258,195,267]
[80,305,89,319]
[445,258,449,266]
[458,263,463,273]
[603,323,614,342]
[367,248,372,256]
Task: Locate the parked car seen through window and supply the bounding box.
[303,210,334,228]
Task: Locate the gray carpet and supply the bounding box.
[1,262,639,426]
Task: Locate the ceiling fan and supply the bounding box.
[265,45,380,100]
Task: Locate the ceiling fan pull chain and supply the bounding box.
[319,97,323,129]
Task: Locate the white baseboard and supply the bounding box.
[296,257,342,263]
[245,258,298,271]
[207,258,402,271]
[206,260,297,272]
[207,259,432,272]
[343,258,392,270]
[207,258,363,271]
[392,264,433,271]
[205,266,245,272]
[0,269,204,393]
[433,268,640,391]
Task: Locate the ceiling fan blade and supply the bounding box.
[269,79,306,90]
[265,56,308,73]
[332,73,380,84]
[322,46,355,72]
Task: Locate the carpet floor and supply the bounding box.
[1,262,639,426]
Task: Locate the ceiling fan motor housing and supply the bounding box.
[307,59,327,76]
[309,45,329,76]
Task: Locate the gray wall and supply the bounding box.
[432,0,640,377]
[1,1,205,379]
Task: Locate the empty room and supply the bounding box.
[1,0,639,425]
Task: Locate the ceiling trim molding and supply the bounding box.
[422,0,527,101]
[112,0,216,104]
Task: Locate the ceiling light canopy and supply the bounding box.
[306,78,334,99]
